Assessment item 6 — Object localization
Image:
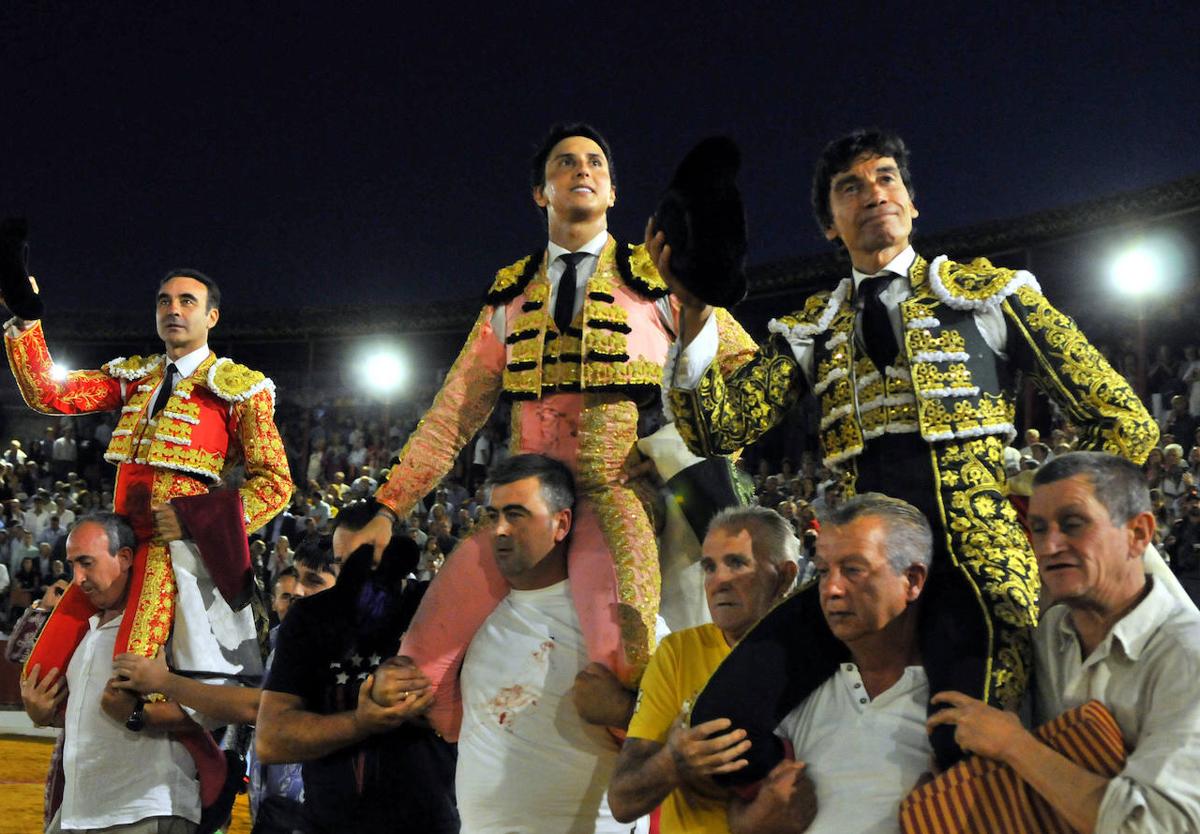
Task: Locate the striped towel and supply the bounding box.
[900,701,1126,833]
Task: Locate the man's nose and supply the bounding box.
[821,570,845,598]
[865,179,888,205]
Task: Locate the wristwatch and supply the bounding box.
[125,699,146,732]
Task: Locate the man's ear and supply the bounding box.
[117,546,135,571]
[608,186,617,208]
[206,306,220,330]
[905,562,929,602]
[823,224,840,242]
[1126,511,1155,558]
[553,507,573,543]
[532,185,549,209]
[777,559,799,596]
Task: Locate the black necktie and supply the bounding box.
[150,363,179,418]
[553,252,586,334]
[858,275,899,371]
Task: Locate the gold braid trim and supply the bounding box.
[713,307,758,377]
[5,322,124,414]
[102,354,162,380]
[671,334,804,457]
[1005,286,1158,463]
[626,243,669,298]
[579,397,659,684]
[932,436,1039,709]
[232,387,294,531]
[486,254,538,303]
[378,305,504,516]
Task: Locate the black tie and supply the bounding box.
[150,363,179,418]
[553,252,586,334]
[858,275,899,371]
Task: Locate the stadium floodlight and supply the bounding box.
[360,347,408,396]
[1109,242,1165,297]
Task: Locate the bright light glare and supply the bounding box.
[360,349,407,395]
[1109,244,1164,297]
[49,363,70,382]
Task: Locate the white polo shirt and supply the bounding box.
[775,663,931,834]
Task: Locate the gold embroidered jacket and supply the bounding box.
[6,321,293,532]
[670,255,1158,708]
[377,238,757,518]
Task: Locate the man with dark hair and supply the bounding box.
[528,122,617,218]
[256,498,458,834]
[381,453,626,832]
[21,512,208,833]
[292,543,338,593]
[3,265,293,680]
[663,127,1157,776]
[610,506,799,833]
[721,495,934,834]
[929,452,1200,832]
[271,566,302,623]
[344,122,756,739]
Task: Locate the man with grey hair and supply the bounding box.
[21,511,206,834]
[729,494,933,834]
[610,506,799,833]
[929,452,1200,832]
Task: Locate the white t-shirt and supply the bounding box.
[61,614,200,829]
[775,663,931,834]
[457,579,625,834]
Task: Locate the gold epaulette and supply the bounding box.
[102,355,162,380]
[205,357,275,403]
[623,243,669,299]
[927,255,1041,311]
[776,291,836,330]
[486,254,539,305]
[768,279,850,340]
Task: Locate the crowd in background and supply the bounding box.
[5,337,1200,633]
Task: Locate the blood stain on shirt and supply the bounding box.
[487,684,539,730]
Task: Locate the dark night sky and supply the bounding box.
[4,2,1198,314]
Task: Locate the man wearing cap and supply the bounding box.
[342,123,756,737]
[660,129,1157,777]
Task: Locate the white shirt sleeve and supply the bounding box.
[668,313,720,390]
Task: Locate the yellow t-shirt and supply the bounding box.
[627,622,732,834]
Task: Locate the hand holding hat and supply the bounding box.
[0,217,43,321]
[652,137,748,308]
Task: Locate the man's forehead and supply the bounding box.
[701,527,755,558]
[833,154,898,181]
[815,517,885,559]
[1029,475,1097,514]
[157,275,209,300]
[548,136,607,163]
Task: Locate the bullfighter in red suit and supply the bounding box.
[3,265,293,679]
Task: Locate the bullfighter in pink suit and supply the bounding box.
[347,124,754,737]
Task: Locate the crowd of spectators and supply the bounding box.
[4,338,1200,832]
[6,338,1200,634]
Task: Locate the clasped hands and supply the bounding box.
[356,655,434,733]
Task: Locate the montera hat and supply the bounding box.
[652,137,748,308]
[0,218,43,321]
